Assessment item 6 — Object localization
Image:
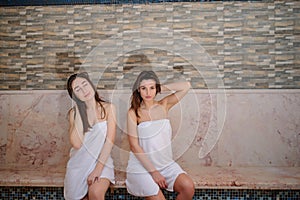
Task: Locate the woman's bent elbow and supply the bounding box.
[71,142,82,150]
[129,145,139,153]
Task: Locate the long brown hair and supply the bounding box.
[67,72,106,133]
[130,71,161,118]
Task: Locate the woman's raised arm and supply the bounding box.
[68,106,84,149]
[160,81,191,110]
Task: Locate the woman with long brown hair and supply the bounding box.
[126,71,195,200]
[64,72,116,200]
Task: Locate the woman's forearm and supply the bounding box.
[95,138,114,171]
[130,144,157,173]
[69,108,84,149]
[69,123,84,149]
[161,81,191,92]
[95,103,116,171]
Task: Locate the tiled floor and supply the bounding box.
[0,187,299,200]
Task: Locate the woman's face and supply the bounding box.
[139,79,157,102]
[72,77,95,102]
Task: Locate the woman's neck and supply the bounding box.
[85,98,97,109]
[141,100,155,110]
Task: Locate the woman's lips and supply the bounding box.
[84,92,91,98]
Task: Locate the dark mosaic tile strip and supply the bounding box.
[0,0,253,7]
[0,187,299,200]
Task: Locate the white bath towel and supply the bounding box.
[126,119,185,196]
[64,121,115,200]
[127,119,174,173]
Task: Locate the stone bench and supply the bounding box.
[0,167,299,190]
[0,90,299,189]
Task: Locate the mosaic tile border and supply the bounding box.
[0,187,299,200]
[0,0,254,7]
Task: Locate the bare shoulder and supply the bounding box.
[128,108,135,115]
[127,108,137,119]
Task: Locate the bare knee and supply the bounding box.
[182,178,195,198]
[186,181,195,198]
[88,179,110,200]
[174,174,195,199]
[88,189,106,200]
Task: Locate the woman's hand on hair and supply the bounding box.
[160,81,191,111]
[73,105,81,123]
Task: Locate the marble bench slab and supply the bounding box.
[0,167,299,189]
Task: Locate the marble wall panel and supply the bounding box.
[174,90,300,169]
[1,92,70,171]
[216,91,300,167]
[0,90,299,173]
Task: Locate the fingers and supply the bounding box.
[155,176,167,189]
[163,180,168,189]
[159,179,167,189]
[159,181,167,189]
[151,171,168,189]
[87,176,99,186]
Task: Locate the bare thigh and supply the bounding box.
[145,190,166,200]
[88,178,111,199]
